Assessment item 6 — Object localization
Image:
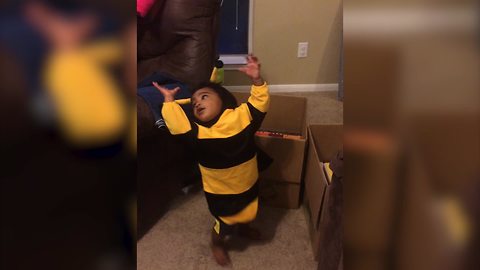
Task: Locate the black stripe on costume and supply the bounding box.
[174,119,199,147]
[205,181,259,217]
[197,125,257,169]
[247,102,266,131]
[214,218,236,237]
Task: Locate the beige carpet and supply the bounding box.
[137,190,317,270]
[137,91,342,270]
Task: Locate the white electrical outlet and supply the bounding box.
[297,42,308,58]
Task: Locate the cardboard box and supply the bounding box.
[304,199,322,260]
[232,92,307,209]
[303,124,343,260]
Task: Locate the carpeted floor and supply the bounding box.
[137,189,317,270]
[137,91,343,270]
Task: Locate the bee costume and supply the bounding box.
[161,82,269,236]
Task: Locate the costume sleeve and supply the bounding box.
[247,82,269,113]
[83,38,122,65]
[161,101,192,135]
[175,98,191,105]
[246,82,269,130]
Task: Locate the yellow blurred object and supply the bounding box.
[44,39,127,147]
[323,162,334,183]
[439,196,471,247]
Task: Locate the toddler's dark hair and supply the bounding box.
[192,82,238,111]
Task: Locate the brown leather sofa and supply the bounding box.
[137,0,221,238]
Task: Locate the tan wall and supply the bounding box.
[224,0,342,86]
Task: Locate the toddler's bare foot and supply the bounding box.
[210,243,231,266]
[211,229,231,266]
[238,224,262,241]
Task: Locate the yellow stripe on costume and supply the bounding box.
[247,83,269,113]
[161,102,192,135]
[82,38,123,64]
[200,156,258,194]
[175,98,191,105]
[197,103,252,139]
[219,198,258,225]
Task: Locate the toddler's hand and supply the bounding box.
[238,55,264,86]
[152,82,179,102]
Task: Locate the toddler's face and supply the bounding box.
[192,88,222,123]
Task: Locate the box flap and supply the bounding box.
[233,92,307,136]
[304,131,328,229]
[304,125,343,231]
[309,125,343,162]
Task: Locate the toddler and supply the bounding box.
[154,55,269,266]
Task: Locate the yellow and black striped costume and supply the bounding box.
[162,83,269,235]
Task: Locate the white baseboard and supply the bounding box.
[226,84,338,93]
